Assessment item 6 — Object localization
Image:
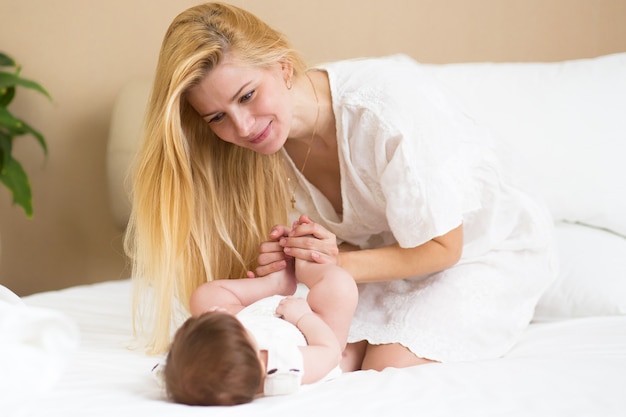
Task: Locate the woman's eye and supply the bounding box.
[208,113,224,123]
[240,90,255,102]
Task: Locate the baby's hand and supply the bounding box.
[275,296,312,325]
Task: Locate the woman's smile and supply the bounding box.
[249,121,272,144]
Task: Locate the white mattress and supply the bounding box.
[13,279,626,417]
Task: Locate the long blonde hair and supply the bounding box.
[125,2,306,353]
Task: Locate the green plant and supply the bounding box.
[0,52,51,217]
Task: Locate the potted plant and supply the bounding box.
[0,51,50,218]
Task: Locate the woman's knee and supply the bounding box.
[341,340,368,372]
[361,343,435,371]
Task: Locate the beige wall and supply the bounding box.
[1,0,625,295]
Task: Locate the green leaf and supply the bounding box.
[0,71,51,100]
[0,51,50,218]
[0,107,47,154]
[0,52,15,67]
[0,131,12,170]
[0,85,15,107]
[0,154,33,217]
[0,106,22,130]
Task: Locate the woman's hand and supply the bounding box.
[249,215,343,277]
[281,215,341,265]
[247,224,294,278]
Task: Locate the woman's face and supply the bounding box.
[186,55,293,154]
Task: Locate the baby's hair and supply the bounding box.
[164,312,262,405]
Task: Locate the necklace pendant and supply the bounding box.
[287,73,318,213]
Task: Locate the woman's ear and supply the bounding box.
[280,60,294,85]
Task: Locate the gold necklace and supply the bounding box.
[289,72,320,209]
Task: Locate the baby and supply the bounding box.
[161,216,358,405]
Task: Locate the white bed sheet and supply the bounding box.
[14,279,626,417]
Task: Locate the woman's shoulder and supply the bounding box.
[318,54,419,75]
[319,55,452,134]
[319,55,428,91]
[318,55,442,110]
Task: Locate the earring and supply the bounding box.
[286,78,293,90]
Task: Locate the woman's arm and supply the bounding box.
[190,271,297,316]
[339,224,464,283]
[283,217,464,283]
[275,297,341,384]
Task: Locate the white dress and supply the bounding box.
[284,55,559,362]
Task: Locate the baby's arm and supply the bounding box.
[275,297,341,384]
[190,270,297,316]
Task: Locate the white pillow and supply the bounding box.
[533,222,626,321]
[425,53,626,238]
[0,285,80,411]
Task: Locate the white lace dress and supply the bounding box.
[285,55,559,362]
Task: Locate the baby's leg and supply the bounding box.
[295,260,358,349]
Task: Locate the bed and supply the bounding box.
[5,52,626,416]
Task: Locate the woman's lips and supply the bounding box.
[250,122,272,144]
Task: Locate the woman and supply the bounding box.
[126,2,558,370]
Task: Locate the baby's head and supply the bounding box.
[164,311,263,405]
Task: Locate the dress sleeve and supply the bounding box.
[375,94,482,248]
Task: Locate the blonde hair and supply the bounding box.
[125,2,306,353]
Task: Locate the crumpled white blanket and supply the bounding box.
[0,285,79,411]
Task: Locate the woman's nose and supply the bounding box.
[233,110,254,138]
